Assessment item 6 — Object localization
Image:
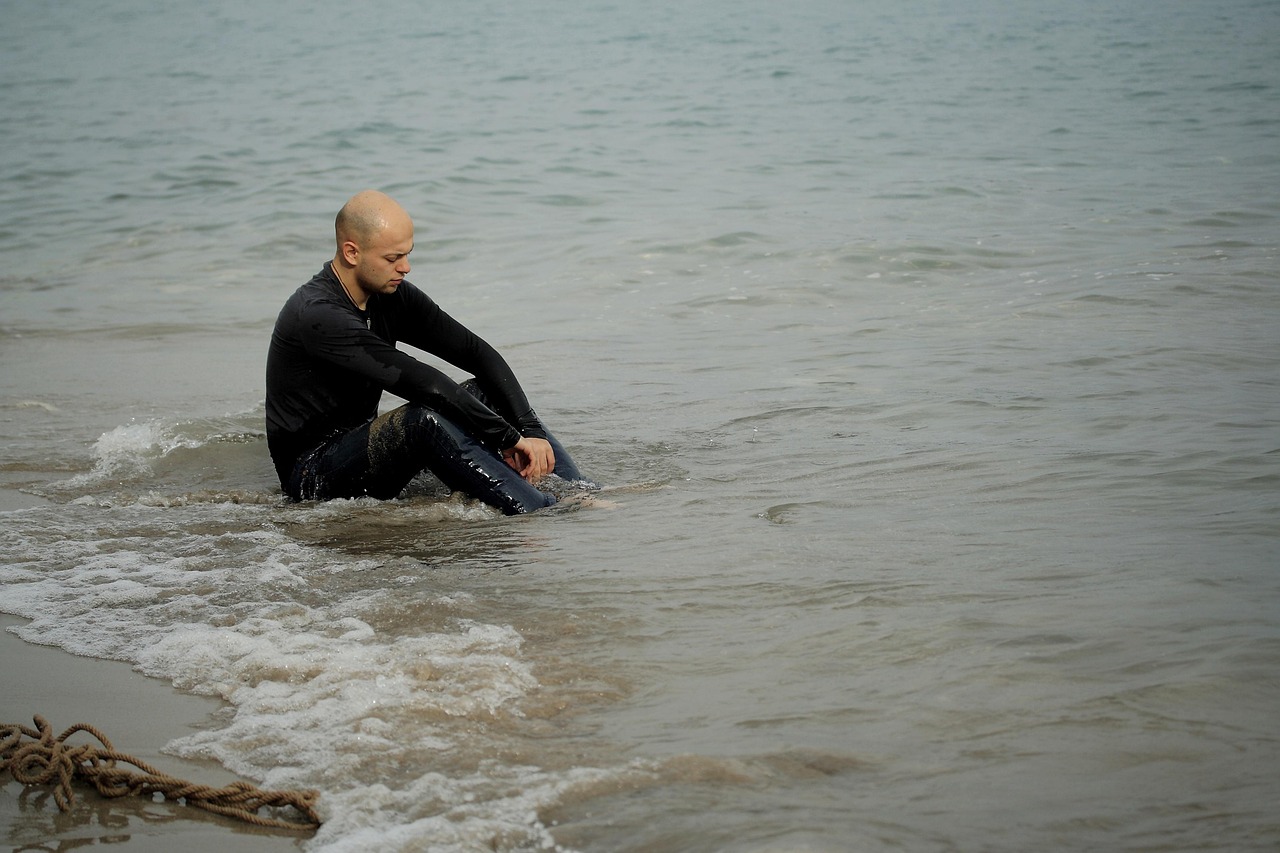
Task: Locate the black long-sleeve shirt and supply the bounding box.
[265,263,545,486]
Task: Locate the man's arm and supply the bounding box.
[393,286,549,442]
[299,296,524,452]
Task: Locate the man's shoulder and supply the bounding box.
[273,269,348,334]
[287,271,347,313]
[388,279,432,304]
[298,267,342,299]
[374,279,438,316]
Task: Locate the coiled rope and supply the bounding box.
[1,715,320,831]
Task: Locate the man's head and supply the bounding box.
[333,190,414,300]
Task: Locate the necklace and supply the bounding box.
[332,265,371,327]
[332,265,365,311]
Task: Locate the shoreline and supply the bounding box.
[1,613,308,852]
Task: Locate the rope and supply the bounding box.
[1,715,320,832]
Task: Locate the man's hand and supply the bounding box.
[502,436,555,483]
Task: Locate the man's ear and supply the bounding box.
[340,239,361,266]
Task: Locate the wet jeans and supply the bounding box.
[287,382,586,515]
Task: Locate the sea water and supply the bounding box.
[2,0,1278,850]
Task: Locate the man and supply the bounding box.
[265,190,586,514]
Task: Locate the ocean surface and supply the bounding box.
[2,1,1278,850]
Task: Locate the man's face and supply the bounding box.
[353,215,414,298]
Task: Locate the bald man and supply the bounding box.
[265,190,587,514]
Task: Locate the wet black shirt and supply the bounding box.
[265,264,546,486]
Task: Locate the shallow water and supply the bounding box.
[3,1,1279,850]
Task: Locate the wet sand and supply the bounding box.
[1,613,308,852]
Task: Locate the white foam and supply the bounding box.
[57,419,204,488]
[0,426,642,851]
[306,762,635,853]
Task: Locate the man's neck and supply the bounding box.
[330,261,368,311]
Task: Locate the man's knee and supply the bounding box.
[365,403,560,514]
[367,405,447,462]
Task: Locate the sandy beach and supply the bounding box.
[1,610,308,852]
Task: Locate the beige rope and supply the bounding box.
[1,715,320,831]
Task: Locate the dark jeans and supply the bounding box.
[288,384,586,515]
